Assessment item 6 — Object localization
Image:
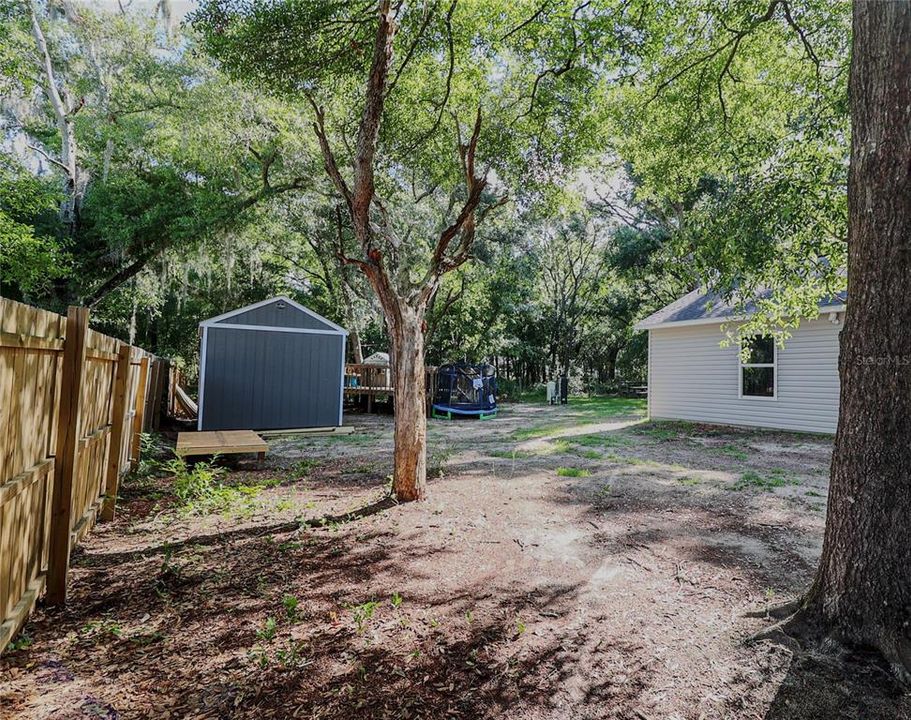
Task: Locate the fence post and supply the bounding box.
[129,356,150,472]
[168,363,178,417]
[151,359,166,430]
[100,343,132,522]
[46,306,89,606]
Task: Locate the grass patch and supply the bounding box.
[511,397,646,441]
[512,423,567,441]
[165,457,269,515]
[489,440,572,458]
[556,467,591,478]
[547,439,573,454]
[289,458,320,477]
[717,444,749,461]
[676,476,701,486]
[324,433,377,444]
[578,449,603,459]
[568,432,635,448]
[570,433,606,447]
[564,396,648,419]
[634,423,684,441]
[733,469,800,492]
[488,448,537,460]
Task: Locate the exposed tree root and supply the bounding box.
[743,597,803,620]
[746,602,911,688]
[882,639,911,687]
[745,606,808,654]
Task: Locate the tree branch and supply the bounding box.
[386,1,435,97]
[306,94,354,211]
[26,143,70,175]
[501,1,551,41]
[351,0,396,240]
[399,0,457,156]
[30,7,70,121]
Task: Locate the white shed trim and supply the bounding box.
[202,323,347,337]
[338,335,347,427]
[199,295,348,335]
[197,325,209,431]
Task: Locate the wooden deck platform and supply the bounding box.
[176,430,268,460]
[344,363,438,413]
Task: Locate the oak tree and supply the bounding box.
[194,0,627,500]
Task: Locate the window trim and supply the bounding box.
[738,336,777,400]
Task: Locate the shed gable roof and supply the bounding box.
[635,287,847,330]
[200,296,347,335]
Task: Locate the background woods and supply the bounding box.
[3,0,849,391]
[7,0,911,714]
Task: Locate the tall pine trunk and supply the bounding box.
[800,0,911,678]
[388,305,428,501]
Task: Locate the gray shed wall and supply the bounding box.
[216,301,335,331]
[200,326,343,430]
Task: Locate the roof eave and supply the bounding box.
[635,303,846,331]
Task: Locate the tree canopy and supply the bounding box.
[0,0,850,381]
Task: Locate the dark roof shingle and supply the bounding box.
[635,288,847,329]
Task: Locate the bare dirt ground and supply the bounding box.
[2,398,909,720]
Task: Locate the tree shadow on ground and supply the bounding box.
[547,462,818,593]
[5,493,655,720]
[73,495,399,568]
[761,643,910,719]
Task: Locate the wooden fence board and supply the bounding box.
[0,300,67,648]
[0,299,165,648]
[46,306,89,606]
[102,344,131,521]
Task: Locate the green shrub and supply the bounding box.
[164,456,264,514]
[165,457,226,503]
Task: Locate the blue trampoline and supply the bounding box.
[432,362,497,420]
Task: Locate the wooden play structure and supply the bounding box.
[344,363,438,412]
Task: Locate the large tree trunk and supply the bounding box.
[338,281,364,363]
[604,345,620,382]
[348,329,364,364]
[30,7,82,235]
[388,304,428,502]
[798,0,911,679]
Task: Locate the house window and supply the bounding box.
[740,335,776,398]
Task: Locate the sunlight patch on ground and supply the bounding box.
[515,418,646,452]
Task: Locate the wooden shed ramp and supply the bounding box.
[176,430,268,461]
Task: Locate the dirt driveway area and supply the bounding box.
[2,398,909,719]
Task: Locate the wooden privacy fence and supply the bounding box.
[0,298,166,653]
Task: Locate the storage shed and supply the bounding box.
[635,288,846,434]
[198,296,347,431]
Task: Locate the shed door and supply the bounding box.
[201,327,343,430]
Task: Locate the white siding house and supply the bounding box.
[636,289,846,434]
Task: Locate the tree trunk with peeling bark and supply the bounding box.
[307,1,505,502]
[788,0,911,680]
[388,305,428,501]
